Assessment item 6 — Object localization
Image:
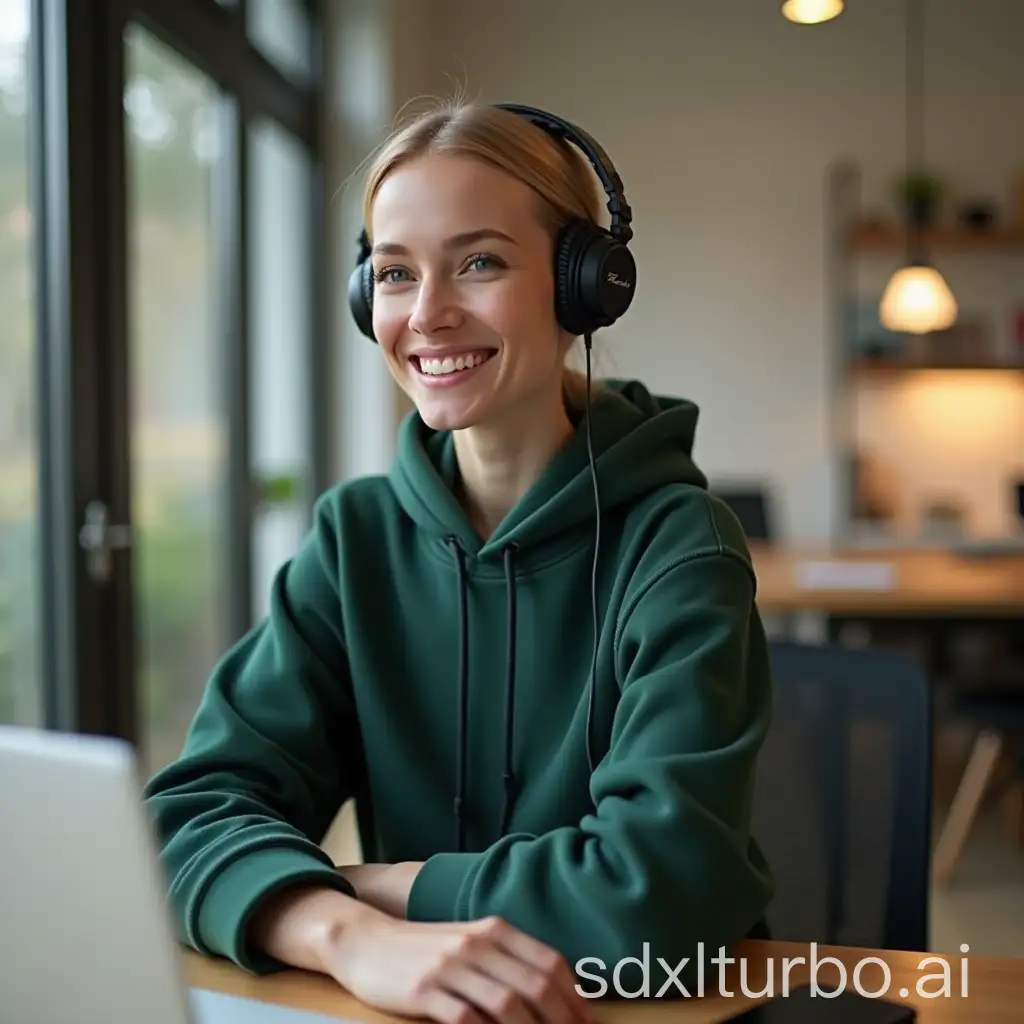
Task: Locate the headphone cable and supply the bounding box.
[583,332,600,775]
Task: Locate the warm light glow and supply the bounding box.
[879,264,958,334]
[781,0,844,24]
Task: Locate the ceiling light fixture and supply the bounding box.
[781,0,845,25]
[879,0,958,335]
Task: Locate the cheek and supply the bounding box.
[479,278,553,338]
[371,298,408,359]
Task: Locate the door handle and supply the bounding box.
[78,500,133,584]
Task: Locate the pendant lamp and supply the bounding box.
[781,0,844,24]
[880,0,958,335]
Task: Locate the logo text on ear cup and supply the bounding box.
[605,272,632,288]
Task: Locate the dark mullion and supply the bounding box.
[97,1,138,744]
[30,0,78,731]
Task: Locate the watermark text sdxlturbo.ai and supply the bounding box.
[574,942,972,1000]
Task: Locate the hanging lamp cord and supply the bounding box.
[905,0,925,263]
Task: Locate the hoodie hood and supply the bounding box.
[388,378,709,559]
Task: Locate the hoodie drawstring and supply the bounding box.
[499,542,519,839]
[447,536,470,854]
[445,536,520,853]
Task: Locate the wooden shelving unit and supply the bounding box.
[851,357,1024,377]
[847,222,1024,253]
[824,161,1024,541]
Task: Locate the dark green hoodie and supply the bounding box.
[143,379,774,994]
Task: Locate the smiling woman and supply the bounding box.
[143,97,776,1024]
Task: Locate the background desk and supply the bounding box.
[749,546,1024,617]
[184,940,1024,1023]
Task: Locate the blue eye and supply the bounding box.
[465,253,505,273]
[374,266,408,285]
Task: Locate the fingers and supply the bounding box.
[441,964,541,1024]
[420,986,491,1024]
[468,945,578,1024]
[473,918,587,1010]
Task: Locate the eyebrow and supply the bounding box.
[371,228,518,257]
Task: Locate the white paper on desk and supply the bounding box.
[794,560,896,590]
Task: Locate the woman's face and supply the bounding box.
[369,153,568,433]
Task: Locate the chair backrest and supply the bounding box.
[753,641,932,952]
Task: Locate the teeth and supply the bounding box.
[419,351,491,376]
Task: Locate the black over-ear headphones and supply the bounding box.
[347,103,637,341]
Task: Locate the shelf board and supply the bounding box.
[846,222,1024,253]
[851,358,1024,376]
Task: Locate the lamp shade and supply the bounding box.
[781,0,844,24]
[879,264,958,334]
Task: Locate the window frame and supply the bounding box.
[29,0,328,742]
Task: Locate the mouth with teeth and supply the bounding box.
[411,349,497,385]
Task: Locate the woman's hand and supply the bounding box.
[320,912,595,1024]
[335,861,422,918]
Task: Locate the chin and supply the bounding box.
[413,394,491,433]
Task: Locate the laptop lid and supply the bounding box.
[0,725,349,1024]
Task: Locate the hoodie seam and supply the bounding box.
[613,547,756,664]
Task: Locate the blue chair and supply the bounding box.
[753,641,933,951]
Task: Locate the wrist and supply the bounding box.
[303,891,389,974]
[249,884,382,975]
[318,901,395,990]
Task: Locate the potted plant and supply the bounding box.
[894,169,943,227]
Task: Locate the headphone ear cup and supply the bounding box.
[554,220,595,337]
[555,220,637,337]
[348,257,376,341]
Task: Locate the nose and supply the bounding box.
[408,276,461,336]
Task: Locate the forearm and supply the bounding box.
[248,884,388,975]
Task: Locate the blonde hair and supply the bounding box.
[361,98,605,416]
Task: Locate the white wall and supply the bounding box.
[330,0,1024,543]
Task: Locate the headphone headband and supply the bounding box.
[493,103,633,245]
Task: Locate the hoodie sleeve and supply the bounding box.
[405,536,774,996]
[142,492,361,973]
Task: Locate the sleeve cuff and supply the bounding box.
[406,851,482,922]
[196,846,356,973]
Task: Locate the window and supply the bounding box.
[247,0,314,87]
[14,0,324,747]
[0,0,41,726]
[125,25,232,772]
[248,116,315,620]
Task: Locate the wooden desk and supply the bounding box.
[184,940,1023,1022]
[750,545,1024,616]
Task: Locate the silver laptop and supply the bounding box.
[0,724,352,1024]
